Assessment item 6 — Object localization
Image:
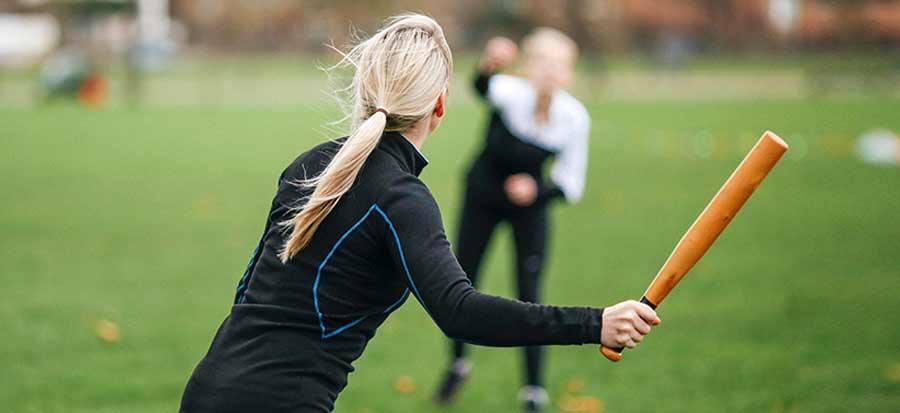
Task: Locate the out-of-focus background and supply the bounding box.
[1,1,898,412]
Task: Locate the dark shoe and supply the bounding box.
[433,358,472,405]
[519,386,549,413]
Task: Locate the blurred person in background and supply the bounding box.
[180,13,654,413]
[40,47,108,107]
[434,30,590,413]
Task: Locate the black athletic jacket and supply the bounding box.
[180,132,604,413]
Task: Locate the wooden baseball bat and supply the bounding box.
[600,131,788,362]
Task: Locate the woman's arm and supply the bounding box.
[377,174,602,346]
[473,71,493,100]
[473,37,518,101]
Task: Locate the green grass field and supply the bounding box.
[2,96,899,412]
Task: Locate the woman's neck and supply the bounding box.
[399,121,429,149]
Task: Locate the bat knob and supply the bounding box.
[600,345,623,362]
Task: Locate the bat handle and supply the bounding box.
[599,296,658,362]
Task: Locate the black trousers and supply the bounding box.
[451,189,549,387]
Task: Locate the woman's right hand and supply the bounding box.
[480,37,518,72]
[504,173,538,206]
[600,300,661,349]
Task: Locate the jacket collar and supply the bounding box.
[379,131,429,177]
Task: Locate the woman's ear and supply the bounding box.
[428,89,448,133]
[433,89,447,118]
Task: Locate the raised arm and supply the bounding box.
[377,174,603,347]
[473,37,518,100]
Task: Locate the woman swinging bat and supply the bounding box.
[180,14,659,413]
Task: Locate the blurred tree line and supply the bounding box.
[4,0,899,54]
[166,0,900,53]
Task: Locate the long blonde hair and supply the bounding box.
[279,14,453,262]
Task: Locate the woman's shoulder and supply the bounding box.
[372,172,439,218]
[490,73,529,88]
[552,90,591,134]
[487,74,530,103]
[554,91,590,127]
[281,137,348,182]
[276,136,437,207]
[376,166,432,196]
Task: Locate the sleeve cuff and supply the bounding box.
[535,183,565,206]
[473,69,494,97]
[582,307,604,344]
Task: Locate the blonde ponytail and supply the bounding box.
[279,111,386,261]
[279,14,452,262]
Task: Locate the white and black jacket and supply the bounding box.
[467,70,590,207]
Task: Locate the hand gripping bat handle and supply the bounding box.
[599,296,658,362]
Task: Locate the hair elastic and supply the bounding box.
[374,108,389,116]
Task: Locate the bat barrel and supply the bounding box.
[644,131,788,305]
[600,131,787,363]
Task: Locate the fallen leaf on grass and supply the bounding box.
[95,319,121,342]
[772,400,786,412]
[192,192,219,218]
[563,377,585,394]
[558,395,603,413]
[885,364,900,382]
[393,375,417,394]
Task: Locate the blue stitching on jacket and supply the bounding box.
[234,173,286,304]
[373,205,432,318]
[234,241,263,304]
[314,204,410,339]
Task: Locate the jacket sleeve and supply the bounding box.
[473,70,522,110]
[377,174,603,346]
[533,180,566,206]
[549,107,590,203]
[473,69,493,100]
